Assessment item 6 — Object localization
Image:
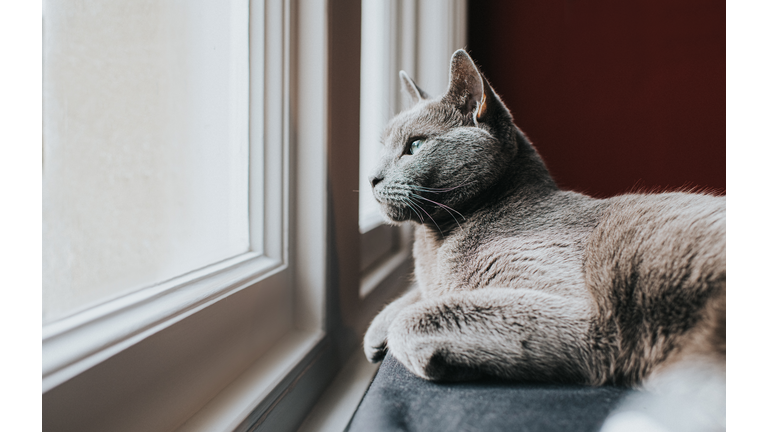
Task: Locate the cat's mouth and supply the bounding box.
[372,186,416,223]
[376,197,412,223]
[373,180,469,228]
[376,187,455,226]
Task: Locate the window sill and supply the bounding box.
[296,350,380,432]
[176,332,380,432]
[176,329,325,432]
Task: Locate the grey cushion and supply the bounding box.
[346,352,630,432]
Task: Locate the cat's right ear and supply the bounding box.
[444,49,497,125]
[400,71,429,105]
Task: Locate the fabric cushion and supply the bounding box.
[346,352,631,432]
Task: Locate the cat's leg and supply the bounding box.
[386,287,600,383]
[363,288,422,362]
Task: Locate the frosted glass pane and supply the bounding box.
[43,0,251,323]
[359,0,392,230]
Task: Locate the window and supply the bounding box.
[43,0,253,326]
[42,1,466,431]
[358,0,467,299]
[43,1,310,429]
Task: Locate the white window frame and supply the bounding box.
[43,1,321,430]
[42,1,466,431]
[41,0,281,388]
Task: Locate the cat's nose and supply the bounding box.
[369,174,383,188]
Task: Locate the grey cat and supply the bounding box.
[363,50,725,430]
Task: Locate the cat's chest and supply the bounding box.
[413,224,589,297]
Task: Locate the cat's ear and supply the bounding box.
[400,71,429,104]
[444,49,494,124]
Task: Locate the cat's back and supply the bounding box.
[586,192,725,279]
[600,192,724,234]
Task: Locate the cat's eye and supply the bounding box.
[409,139,425,155]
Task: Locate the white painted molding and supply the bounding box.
[292,0,328,332]
[42,253,283,393]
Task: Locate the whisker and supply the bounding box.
[411,194,466,234]
[403,198,425,223]
[411,194,466,221]
[403,200,424,223]
[407,181,473,193]
[407,197,444,238]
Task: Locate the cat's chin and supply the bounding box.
[381,214,408,226]
[380,206,412,225]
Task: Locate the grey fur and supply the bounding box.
[363,48,725,406]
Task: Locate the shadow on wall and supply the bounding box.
[468,0,724,198]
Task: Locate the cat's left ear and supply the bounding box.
[400,71,429,105]
[444,49,496,124]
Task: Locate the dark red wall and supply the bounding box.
[468,0,725,197]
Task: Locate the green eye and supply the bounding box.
[409,139,424,155]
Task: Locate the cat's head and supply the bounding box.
[369,49,520,226]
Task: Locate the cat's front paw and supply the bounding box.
[385,303,482,382]
[386,311,458,381]
[362,289,424,363]
[363,312,390,363]
[386,330,444,380]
